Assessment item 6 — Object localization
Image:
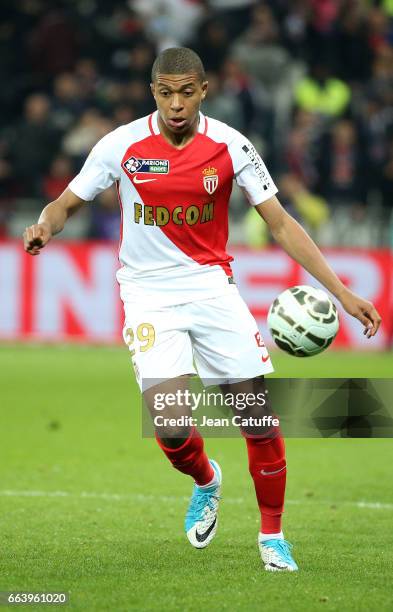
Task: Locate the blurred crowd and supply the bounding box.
[1,0,393,245]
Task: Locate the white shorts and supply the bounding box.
[121,287,274,391]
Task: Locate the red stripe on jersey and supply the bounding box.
[148,113,154,136]
[121,131,235,275]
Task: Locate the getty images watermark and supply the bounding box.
[151,388,279,430]
[142,378,393,438]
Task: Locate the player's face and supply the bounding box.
[151,74,208,135]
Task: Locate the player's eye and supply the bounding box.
[184,90,194,96]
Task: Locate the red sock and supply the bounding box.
[156,427,214,486]
[246,433,286,534]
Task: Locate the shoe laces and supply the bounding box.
[186,487,220,523]
[263,539,294,563]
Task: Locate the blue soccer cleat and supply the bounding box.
[185,459,222,549]
[258,536,299,571]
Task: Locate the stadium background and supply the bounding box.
[1,2,393,611]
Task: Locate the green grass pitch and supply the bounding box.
[1,345,393,611]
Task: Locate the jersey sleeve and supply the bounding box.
[68,132,120,202]
[228,131,278,206]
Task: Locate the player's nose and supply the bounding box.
[170,93,184,111]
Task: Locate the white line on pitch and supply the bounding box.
[0,490,392,510]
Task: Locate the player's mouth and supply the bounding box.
[167,117,188,130]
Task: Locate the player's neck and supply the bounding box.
[157,115,199,149]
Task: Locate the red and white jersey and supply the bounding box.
[68,111,277,305]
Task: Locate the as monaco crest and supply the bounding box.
[203,167,218,195]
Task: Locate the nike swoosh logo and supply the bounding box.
[261,355,270,363]
[261,466,286,476]
[133,177,157,184]
[268,562,287,569]
[195,518,217,543]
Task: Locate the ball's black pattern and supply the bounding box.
[268,286,339,357]
[290,286,338,325]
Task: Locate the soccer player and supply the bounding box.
[23,48,381,572]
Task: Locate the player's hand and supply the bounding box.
[23,222,52,256]
[337,288,381,339]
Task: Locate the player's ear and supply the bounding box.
[201,80,208,101]
[150,82,156,98]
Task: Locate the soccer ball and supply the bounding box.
[267,285,339,357]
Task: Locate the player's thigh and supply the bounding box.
[122,302,195,391]
[190,289,274,383]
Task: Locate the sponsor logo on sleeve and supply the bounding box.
[242,144,271,191]
[123,157,169,175]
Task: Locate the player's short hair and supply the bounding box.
[151,47,206,82]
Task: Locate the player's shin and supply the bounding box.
[245,433,286,535]
[156,427,215,486]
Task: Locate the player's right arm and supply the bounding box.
[23,188,86,256]
[23,127,122,256]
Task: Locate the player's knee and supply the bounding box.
[226,375,276,438]
[156,425,192,445]
[158,435,190,449]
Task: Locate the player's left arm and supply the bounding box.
[255,195,382,338]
